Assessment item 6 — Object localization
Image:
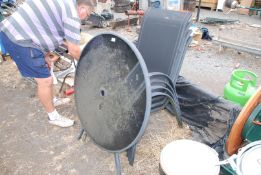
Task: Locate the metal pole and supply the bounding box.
[77,128,85,140]
[114,153,122,175]
[127,144,137,166]
[196,0,202,22]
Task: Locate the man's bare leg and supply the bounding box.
[34,76,54,113]
[34,76,74,127]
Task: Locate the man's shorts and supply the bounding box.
[0,32,51,78]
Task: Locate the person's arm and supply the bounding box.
[64,40,81,60]
[61,1,82,59]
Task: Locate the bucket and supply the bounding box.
[160,139,220,175]
[160,139,261,175]
[224,69,257,106]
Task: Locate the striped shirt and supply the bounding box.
[0,0,81,52]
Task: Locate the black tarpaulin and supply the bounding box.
[175,76,241,158]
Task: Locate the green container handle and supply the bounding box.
[230,70,257,92]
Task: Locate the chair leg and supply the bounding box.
[126,144,137,166]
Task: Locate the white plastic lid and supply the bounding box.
[160,139,220,175]
[238,144,261,175]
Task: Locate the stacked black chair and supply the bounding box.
[137,8,192,124]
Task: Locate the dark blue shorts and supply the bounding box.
[0,32,51,78]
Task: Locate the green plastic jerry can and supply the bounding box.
[224,69,257,106]
[242,104,261,143]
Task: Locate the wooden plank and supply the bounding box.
[254,0,261,6]
[201,0,217,3]
[195,0,217,3]
[213,39,261,56]
[183,0,196,12]
[196,1,217,10]
[109,17,139,29]
[238,0,254,15]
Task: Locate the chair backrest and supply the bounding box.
[137,8,192,83]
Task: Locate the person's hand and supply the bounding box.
[44,52,59,68]
[64,41,81,60]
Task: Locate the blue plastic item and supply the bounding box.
[0,34,6,54]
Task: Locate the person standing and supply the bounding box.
[0,0,96,127]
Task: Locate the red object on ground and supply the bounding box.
[125,10,144,16]
[64,88,74,96]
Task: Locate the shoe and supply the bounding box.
[53,97,70,107]
[49,115,74,127]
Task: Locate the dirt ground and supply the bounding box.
[0,9,261,175]
[0,63,191,175]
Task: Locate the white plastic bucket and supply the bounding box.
[160,139,220,175]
